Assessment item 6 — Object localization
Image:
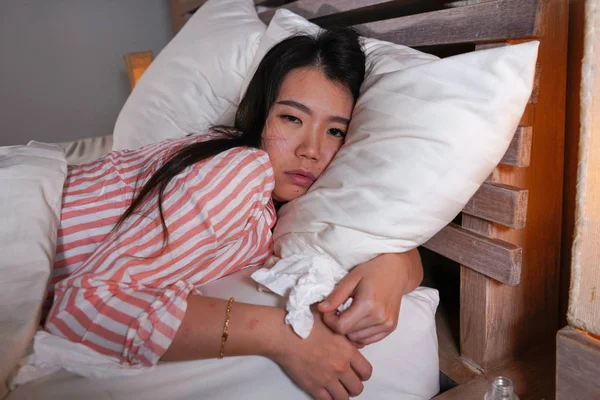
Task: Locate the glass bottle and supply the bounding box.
[484,376,520,400]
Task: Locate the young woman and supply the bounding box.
[46,28,423,400]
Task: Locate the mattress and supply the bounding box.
[7,267,440,400]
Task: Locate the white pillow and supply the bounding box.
[252,10,539,338]
[0,142,67,398]
[8,267,440,399]
[112,0,266,151]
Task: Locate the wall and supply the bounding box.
[0,1,172,146]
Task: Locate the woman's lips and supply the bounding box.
[285,170,316,188]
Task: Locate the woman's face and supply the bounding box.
[262,67,355,203]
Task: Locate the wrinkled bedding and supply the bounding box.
[8,268,440,400]
[0,142,67,398]
[1,141,440,399]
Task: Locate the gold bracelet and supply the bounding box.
[218,297,234,359]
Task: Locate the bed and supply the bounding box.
[169,0,568,398]
[4,0,567,399]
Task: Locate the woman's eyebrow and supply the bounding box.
[277,100,350,125]
[277,100,312,114]
[329,116,350,125]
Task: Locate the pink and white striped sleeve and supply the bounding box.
[45,147,275,366]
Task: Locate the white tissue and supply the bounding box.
[251,254,349,338]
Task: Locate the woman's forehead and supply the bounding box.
[276,67,354,115]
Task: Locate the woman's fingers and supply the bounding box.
[326,382,350,400]
[323,302,372,335]
[340,369,365,397]
[314,388,334,400]
[339,315,377,334]
[347,324,386,343]
[318,273,361,313]
[351,341,365,349]
[358,331,390,346]
[351,353,373,382]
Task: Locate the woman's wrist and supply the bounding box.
[378,250,423,295]
[252,306,293,360]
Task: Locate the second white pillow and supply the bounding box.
[252,10,539,338]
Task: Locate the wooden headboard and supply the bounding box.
[170,0,567,397]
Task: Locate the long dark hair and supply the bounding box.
[114,28,366,244]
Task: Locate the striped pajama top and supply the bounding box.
[45,134,276,366]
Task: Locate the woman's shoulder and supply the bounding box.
[185,145,275,210]
[194,145,273,183]
[221,146,270,165]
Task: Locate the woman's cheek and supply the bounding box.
[323,143,342,167]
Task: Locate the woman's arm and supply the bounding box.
[161,295,289,360]
[389,248,424,294]
[162,295,372,400]
[318,248,424,346]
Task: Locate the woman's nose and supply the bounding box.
[296,128,321,161]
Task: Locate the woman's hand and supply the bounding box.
[163,295,370,400]
[271,310,372,400]
[317,250,423,347]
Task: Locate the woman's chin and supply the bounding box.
[272,186,308,203]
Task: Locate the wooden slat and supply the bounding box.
[422,223,522,285]
[463,183,528,229]
[258,0,447,26]
[352,0,543,47]
[500,126,533,167]
[277,0,399,19]
[459,216,494,370]
[269,0,522,25]
[556,327,600,400]
[176,0,294,11]
[529,62,541,104]
[274,0,443,23]
[475,41,507,50]
[255,0,296,7]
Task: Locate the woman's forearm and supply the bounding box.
[162,249,423,362]
[380,248,424,295]
[161,294,291,362]
[405,248,424,293]
[161,294,372,400]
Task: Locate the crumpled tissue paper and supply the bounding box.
[251,253,353,338]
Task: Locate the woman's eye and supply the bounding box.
[328,128,346,139]
[281,115,301,124]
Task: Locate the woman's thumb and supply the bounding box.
[318,275,359,312]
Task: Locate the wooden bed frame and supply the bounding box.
[170,1,568,398]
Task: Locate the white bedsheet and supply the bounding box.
[0,142,67,398]
[8,267,440,400]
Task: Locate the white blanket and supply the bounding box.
[9,268,440,400]
[0,142,68,398]
[1,142,440,399]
